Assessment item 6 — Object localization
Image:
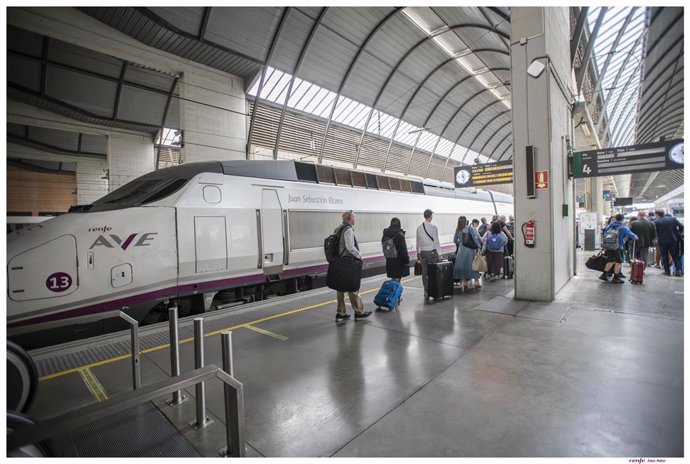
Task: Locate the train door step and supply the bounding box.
[266,274,281,282]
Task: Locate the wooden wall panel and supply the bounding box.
[7,164,77,215]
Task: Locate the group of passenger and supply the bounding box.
[597,209,683,283]
[330,209,516,321]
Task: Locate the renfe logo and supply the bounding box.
[90,232,158,250]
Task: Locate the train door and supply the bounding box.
[260,189,284,275]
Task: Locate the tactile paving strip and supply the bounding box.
[47,403,200,457]
[31,275,393,377]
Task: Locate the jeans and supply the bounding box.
[419,250,439,293]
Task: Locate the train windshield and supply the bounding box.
[71,162,224,212]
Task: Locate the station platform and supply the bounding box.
[26,251,684,457]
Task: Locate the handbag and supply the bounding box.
[414,260,423,276]
[472,251,488,273]
[327,256,363,292]
[463,231,478,250]
[585,251,608,272]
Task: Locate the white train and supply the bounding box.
[7,160,512,342]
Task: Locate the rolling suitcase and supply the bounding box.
[374,280,403,310]
[503,255,514,279]
[427,261,454,299]
[630,243,644,284]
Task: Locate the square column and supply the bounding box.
[511,7,575,301]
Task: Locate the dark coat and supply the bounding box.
[382,227,410,279]
[655,216,684,244]
[629,218,656,248]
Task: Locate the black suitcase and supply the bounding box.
[428,261,454,299]
[503,255,514,279]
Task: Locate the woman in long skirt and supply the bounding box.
[453,216,482,289]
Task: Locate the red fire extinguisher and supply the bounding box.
[522,220,536,248]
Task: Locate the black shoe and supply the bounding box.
[674,272,683,277]
[611,277,624,284]
[335,313,351,322]
[664,272,671,276]
[616,273,626,279]
[354,311,372,320]
[598,273,610,282]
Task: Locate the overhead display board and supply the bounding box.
[454,160,513,188]
[572,139,684,179]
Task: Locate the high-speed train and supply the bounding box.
[7,160,512,337]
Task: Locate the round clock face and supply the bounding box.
[668,142,684,165]
[456,169,471,186]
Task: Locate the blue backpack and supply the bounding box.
[487,233,503,252]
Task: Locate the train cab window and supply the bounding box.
[141,178,188,204]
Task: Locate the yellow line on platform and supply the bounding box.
[78,367,109,402]
[38,276,420,382]
[244,324,288,341]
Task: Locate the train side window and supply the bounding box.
[202,185,222,204]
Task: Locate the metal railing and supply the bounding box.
[7,363,246,457]
[8,309,141,390]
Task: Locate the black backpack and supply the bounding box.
[324,225,347,262]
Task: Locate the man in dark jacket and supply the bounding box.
[629,211,656,267]
[654,209,684,276]
[382,217,410,282]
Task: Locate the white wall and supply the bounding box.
[108,134,155,192]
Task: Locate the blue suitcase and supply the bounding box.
[374,280,403,310]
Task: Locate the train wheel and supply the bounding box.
[7,341,38,414]
[7,412,50,457]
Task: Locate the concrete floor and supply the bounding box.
[28,252,684,457]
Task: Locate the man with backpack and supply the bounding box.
[326,210,372,322]
[600,213,638,283]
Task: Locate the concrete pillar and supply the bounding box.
[76,159,109,205]
[179,69,247,163]
[510,7,575,301]
[108,134,154,192]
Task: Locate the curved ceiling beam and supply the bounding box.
[403,86,492,175]
[396,66,510,176]
[317,7,403,164]
[489,130,512,160]
[595,31,644,134]
[610,81,642,144]
[382,48,509,173]
[638,106,684,143]
[134,7,263,66]
[435,102,509,177]
[352,23,511,169]
[636,70,684,125]
[637,83,684,138]
[636,40,685,116]
[576,7,608,96]
[591,8,638,109]
[437,107,509,177]
[273,8,328,158]
[246,7,290,156]
[644,10,684,58]
[478,118,511,156]
[497,142,513,161]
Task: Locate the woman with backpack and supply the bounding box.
[453,216,482,290]
[483,221,508,281]
[382,217,410,283]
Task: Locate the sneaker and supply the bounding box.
[354,311,372,320]
[335,313,351,322]
[664,272,671,276]
[611,277,624,284]
[616,273,626,279]
[598,273,610,282]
